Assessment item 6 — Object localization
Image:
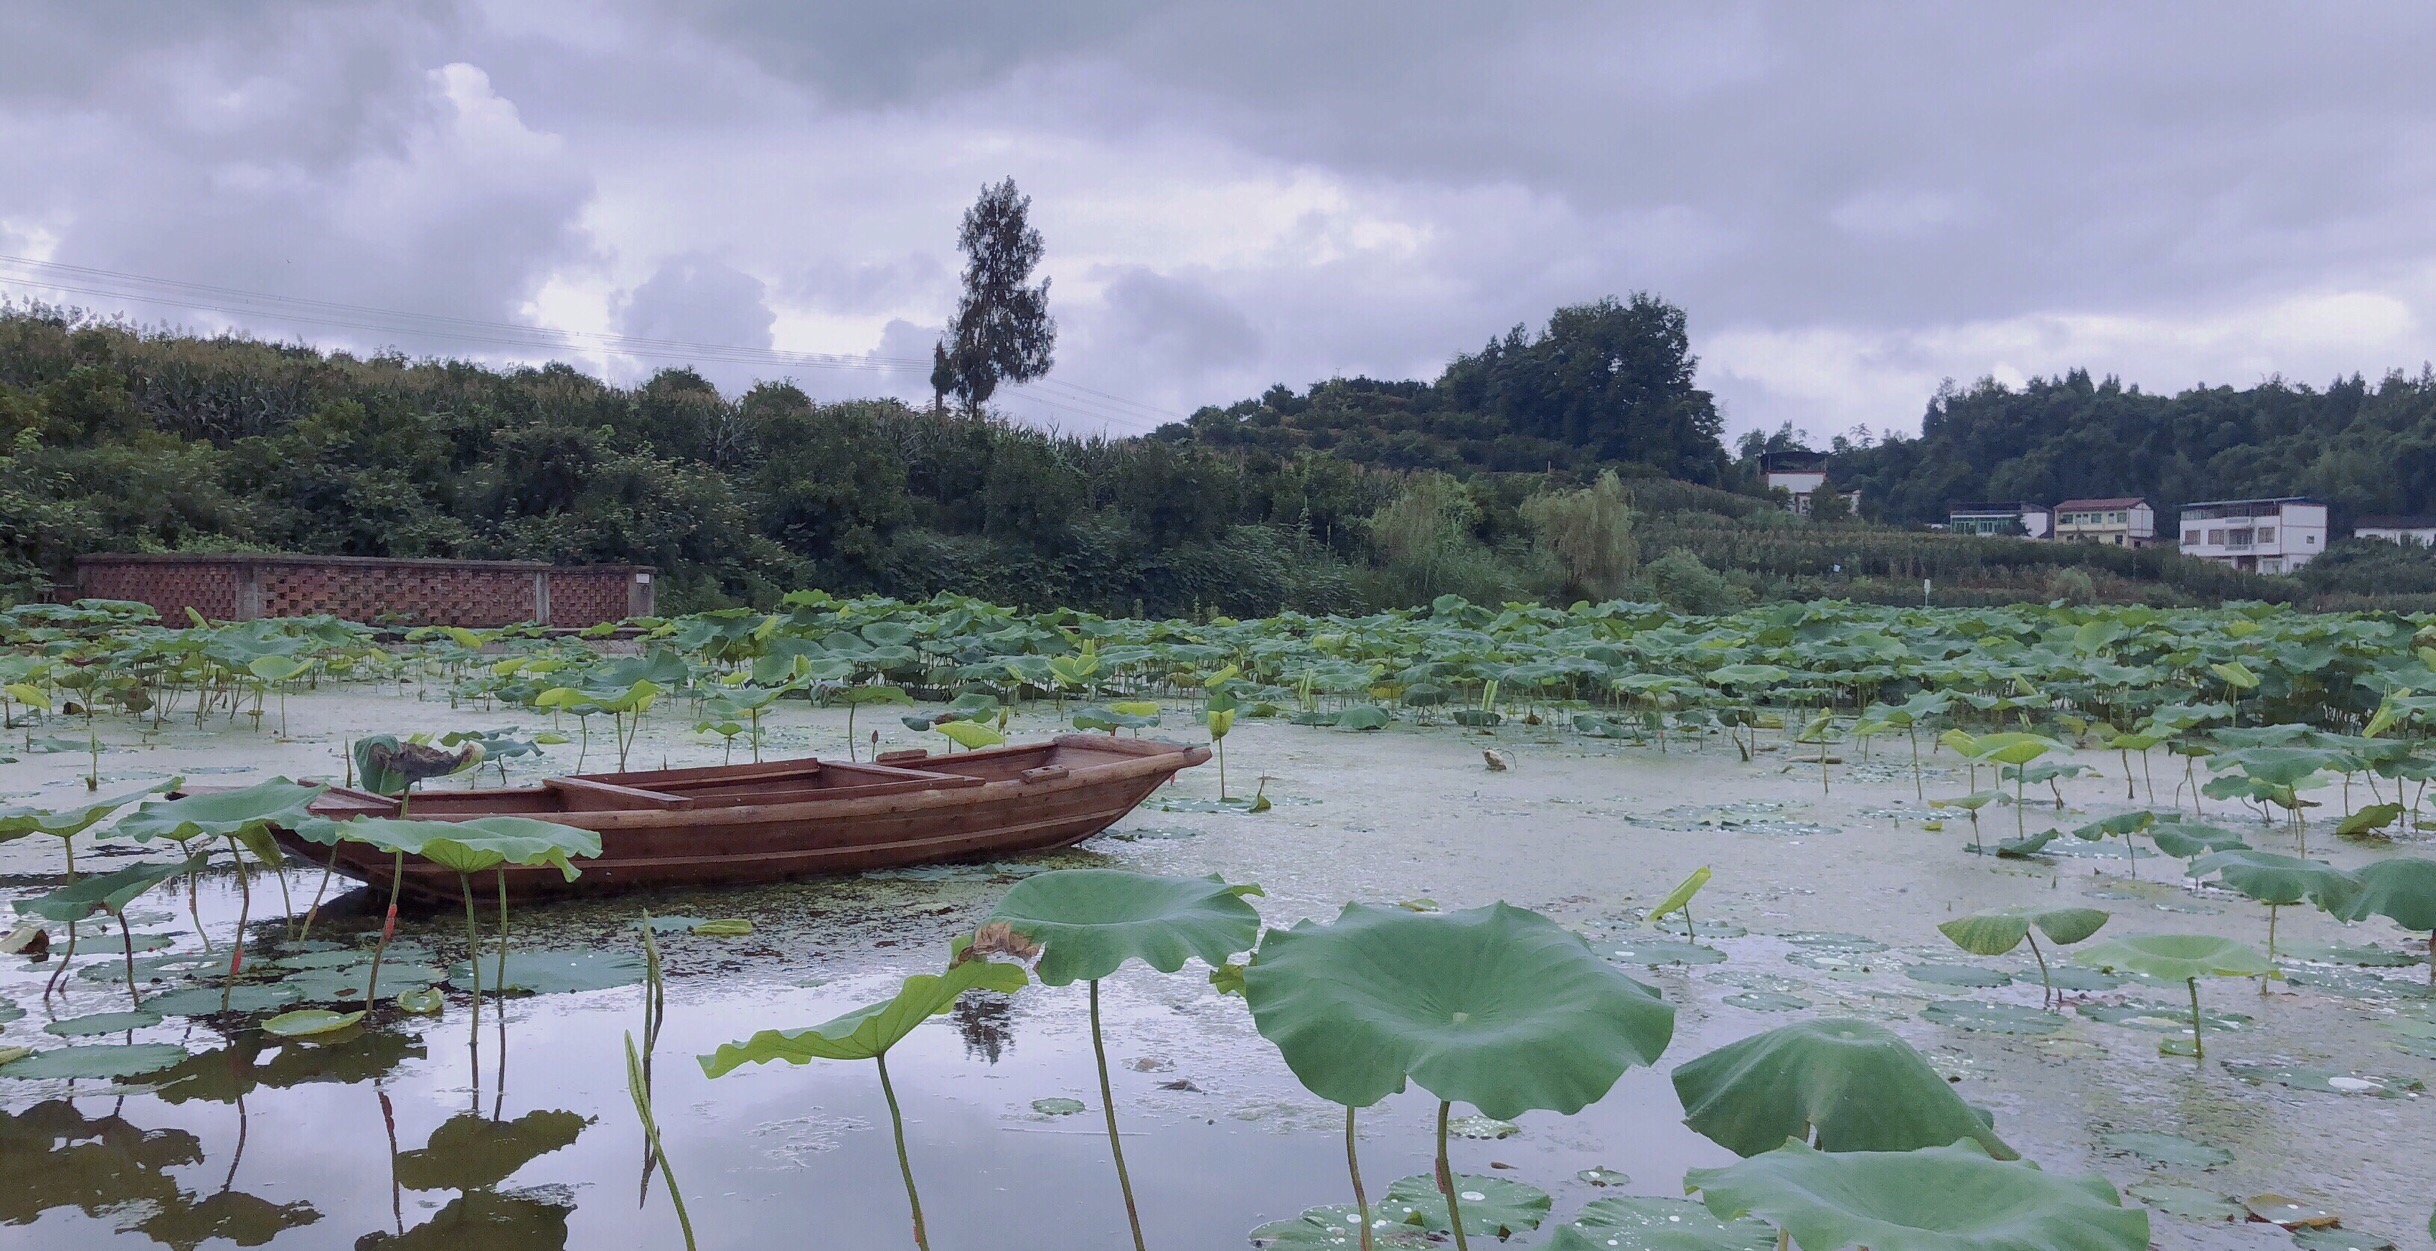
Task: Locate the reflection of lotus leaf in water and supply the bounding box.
[137,1189,322,1249]
[355,1189,576,1250]
[2100,1131,2233,1169]
[1545,1195,1775,1251]
[395,1110,592,1192]
[0,1099,200,1224]
[148,1029,426,1105]
[43,1010,163,1036]
[0,1042,192,1079]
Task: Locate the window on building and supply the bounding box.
[2228,528,2252,547]
[2207,529,2225,544]
[2257,526,2274,543]
[2110,511,2124,523]
[2183,529,2200,544]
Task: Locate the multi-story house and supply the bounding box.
[2178,497,2329,573]
[2353,516,2436,547]
[1946,502,2052,538]
[1759,451,1860,516]
[2051,498,2156,547]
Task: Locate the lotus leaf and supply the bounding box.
[262,1009,363,1038]
[1905,964,2012,987]
[330,815,600,882]
[2190,851,2361,910]
[2338,856,2436,938]
[2099,1131,2231,1169]
[1686,1139,2148,1251]
[14,855,211,924]
[0,1042,192,1079]
[1031,1097,1085,1116]
[1672,1018,2016,1158]
[702,955,1029,1072]
[145,985,297,1016]
[2126,1180,2244,1221]
[1549,1196,1775,1251]
[2147,821,2248,861]
[1242,902,1675,1118]
[987,869,1264,986]
[446,949,643,995]
[116,779,324,863]
[0,781,174,843]
[43,1010,162,1036]
[1608,938,1727,965]
[2074,935,2272,983]
[1939,908,2110,956]
[1920,1000,2065,1035]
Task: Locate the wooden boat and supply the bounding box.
[273,735,1209,904]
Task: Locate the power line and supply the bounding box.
[0,254,1187,433]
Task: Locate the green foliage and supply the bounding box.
[1671,1018,2017,1158]
[701,950,1029,1071]
[1685,1140,2149,1251]
[985,869,1263,987]
[1241,902,1675,1119]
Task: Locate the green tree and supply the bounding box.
[937,178,1056,417]
[1521,469,1639,600]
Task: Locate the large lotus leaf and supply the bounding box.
[701,955,1029,1072]
[2148,822,2249,859]
[333,816,600,881]
[352,736,481,797]
[1937,908,2108,957]
[1671,1018,2016,1159]
[1687,1140,2148,1251]
[1970,733,2063,766]
[2074,934,2272,982]
[0,780,176,841]
[13,855,210,923]
[0,1043,193,1080]
[1548,1196,1775,1251]
[116,780,324,862]
[986,868,1263,985]
[1242,902,1675,1118]
[44,1010,164,1036]
[2190,850,2362,910]
[393,1109,590,1191]
[2338,857,2436,932]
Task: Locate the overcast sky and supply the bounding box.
[4,2,2433,441]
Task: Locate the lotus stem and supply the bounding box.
[1436,1100,1471,1251]
[119,913,143,1010]
[44,844,79,1000]
[2186,977,2204,1060]
[1346,1106,1372,1251]
[271,857,296,941]
[459,872,482,1019]
[224,836,252,1013]
[495,870,511,1012]
[300,848,341,942]
[365,850,405,1004]
[1090,979,1150,1251]
[875,1051,930,1251]
[187,864,214,954]
[2025,932,2053,1009]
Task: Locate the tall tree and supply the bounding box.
[937,178,1056,417]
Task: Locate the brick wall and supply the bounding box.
[73,555,653,628]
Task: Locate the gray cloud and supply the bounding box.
[4,1,2432,441]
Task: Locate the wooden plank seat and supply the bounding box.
[544,775,695,811]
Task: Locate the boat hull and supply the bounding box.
[272,735,1208,904]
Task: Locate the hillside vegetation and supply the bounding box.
[5,301,2426,617]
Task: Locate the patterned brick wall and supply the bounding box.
[72,555,651,628]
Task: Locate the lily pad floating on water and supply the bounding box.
[2219,1062,2423,1097]
[282,963,443,1003]
[1030,1097,1086,1117]
[1723,991,1810,1012]
[1250,1209,1434,1249]
[1686,1139,2149,1251]
[2278,940,2420,968]
[2126,1180,2245,1221]
[144,984,297,1016]
[1446,1114,1519,1139]
[2245,1195,2340,1229]
[1906,964,2014,988]
[446,949,646,995]
[2292,1227,2400,1251]
[262,1009,364,1038]
[1785,950,1880,973]
[1603,938,1727,966]
[43,1010,163,1036]
[1921,999,2067,1035]
[2077,1003,2252,1034]
[1780,932,1888,954]
[1549,1195,1774,1251]
[1577,1166,1631,1187]
[2099,1131,2233,1169]
[396,988,445,1016]
[1372,1173,1550,1239]
[0,1042,191,1079]
[2045,967,2125,992]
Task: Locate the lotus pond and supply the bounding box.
[5,597,2436,1250]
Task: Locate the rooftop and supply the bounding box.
[2355,516,2436,530]
[2052,497,2150,511]
[2179,496,2326,510]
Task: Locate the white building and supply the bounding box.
[1947,502,2052,538]
[2178,498,2330,573]
[1760,452,1859,516]
[2353,516,2436,547]
[2052,497,2157,548]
